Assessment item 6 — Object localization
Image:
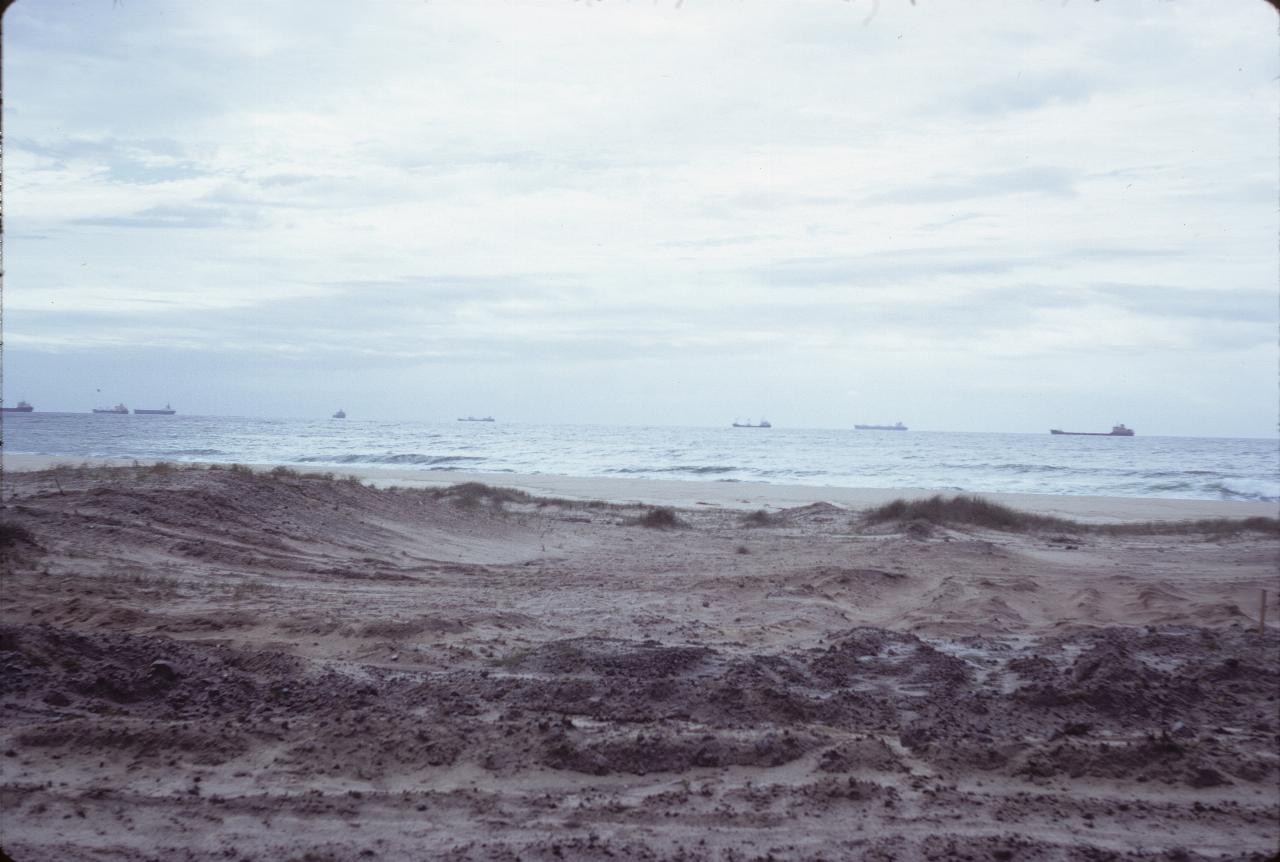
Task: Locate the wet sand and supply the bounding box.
[1,461,1277,860]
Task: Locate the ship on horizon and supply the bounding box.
[1,400,34,413]
[854,421,907,431]
[332,408,346,419]
[1051,424,1134,437]
[458,416,495,422]
[134,403,176,415]
[732,418,771,428]
[93,403,129,415]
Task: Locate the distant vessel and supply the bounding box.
[134,403,176,415]
[332,409,346,419]
[93,403,129,414]
[732,419,772,428]
[855,422,907,431]
[1051,424,1134,437]
[458,416,495,422]
[1,400,33,413]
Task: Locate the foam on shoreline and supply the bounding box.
[5,453,1276,523]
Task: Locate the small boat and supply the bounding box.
[732,419,772,428]
[457,416,495,422]
[134,403,176,415]
[855,422,907,431]
[332,409,346,419]
[1051,424,1134,437]
[1,400,33,413]
[93,403,129,414]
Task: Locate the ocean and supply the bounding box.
[2,413,1277,503]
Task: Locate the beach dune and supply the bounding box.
[1,459,1277,860]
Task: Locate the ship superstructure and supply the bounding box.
[1050,424,1134,437]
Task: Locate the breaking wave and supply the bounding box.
[608,465,741,476]
[295,453,486,467]
[7,415,1277,502]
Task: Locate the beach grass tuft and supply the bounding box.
[860,495,1077,532]
[634,506,686,529]
[0,521,37,549]
[1099,516,1280,537]
[430,482,534,511]
[860,494,1280,537]
[739,509,780,527]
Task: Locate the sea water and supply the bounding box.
[3,413,1277,502]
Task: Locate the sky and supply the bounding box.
[3,0,1278,436]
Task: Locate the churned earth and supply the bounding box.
[1,463,1277,861]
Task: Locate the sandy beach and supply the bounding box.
[1,458,1277,861]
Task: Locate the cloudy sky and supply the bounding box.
[4,0,1277,435]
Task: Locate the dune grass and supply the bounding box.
[739,509,781,527]
[860,495,1078,532]
[859,494,1280,537]
[631,506,687,529]
[1096,516,1280,538]
[429,481,535,511]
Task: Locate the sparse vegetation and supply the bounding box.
[430,482,534,511]
[633,507,686,529]
[1099,517,1280,538]
[860,495,1076,532]
[859,494,1280,537]
[0,521,37,549]
[739,509,780,527]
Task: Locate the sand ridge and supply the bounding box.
[1,463,1277,861]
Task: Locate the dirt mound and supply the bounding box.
[0,623,339,720]
[2,466,547,581]
[508,638,715,677]
[542,726,818,775]
[810,628,971,690]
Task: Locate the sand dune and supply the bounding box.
[1,463,1277,860]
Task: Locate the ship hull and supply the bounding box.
[854,425,907,431]
[1050,430,1134,437]
[1,406,33,413]
[134,410,176,415]
[92,410,128,414]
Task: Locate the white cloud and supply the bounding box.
[4,0,1276,435]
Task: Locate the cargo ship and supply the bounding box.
[1051,424,1134,437]
[1,400,33,413]
[855,422,907,431]
[732,419,771,428]
[332,409,346,419]
[134,403,176,415]
[458,416,495,422]
[93,404,129,414]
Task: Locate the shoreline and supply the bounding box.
[5,452,1276,523]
